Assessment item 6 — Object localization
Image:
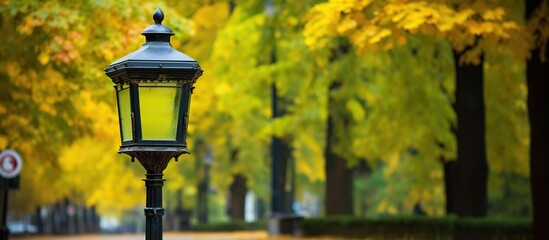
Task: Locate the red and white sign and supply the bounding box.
[0,150,22,178]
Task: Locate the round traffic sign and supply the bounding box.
[0,149,22,178]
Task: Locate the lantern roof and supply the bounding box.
[105,8,202,84]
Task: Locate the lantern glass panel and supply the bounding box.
[138,82,182,140]
[117,84,133,142]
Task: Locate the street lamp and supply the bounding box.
[105,8,202,240]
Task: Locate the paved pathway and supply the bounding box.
[12,231,273,240]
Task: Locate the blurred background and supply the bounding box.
[1,0,546,238]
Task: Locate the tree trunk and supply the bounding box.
[84,206,93,233]
[228,174,247,220]
[453,51,488,217]
[526,1,549,238]
[282,155,296,213]
[271,131,294,214]
[34,207,44,234]
[325,81,354,215]
[256,198,266,220]
[91,205,100,233]
[197,164,209,224]
[195,139,209,224]
[270,24,295,214]
[53,199,69,234]
[443,160,456,214]
[173,189,190,231]
[76,205,85,234]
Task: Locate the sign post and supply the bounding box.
[0,150,23,240]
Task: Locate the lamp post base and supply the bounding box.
[144,172,165,240]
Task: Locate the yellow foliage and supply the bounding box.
[383,153,400,178]
[0,0,187,213]
[483,8,506,21]
[0,136,7,149]
[193,3,230,30]
[2,0,534,217]
[346,99,366,121]
[304,0,526,62]
[527,1,549,61]
[59,137,143,214]
[294,131,325,182]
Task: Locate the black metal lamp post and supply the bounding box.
[104,8,202,240]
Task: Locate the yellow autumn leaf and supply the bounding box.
[38,52,50,65]
[369,28,392,44]
[482,8,505,21]
[337,16,358,34]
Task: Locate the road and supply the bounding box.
[12,231,274,240]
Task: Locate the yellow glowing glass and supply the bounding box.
[117,85,133,141]
[139,82,182,140]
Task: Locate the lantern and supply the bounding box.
[105,8,202,162]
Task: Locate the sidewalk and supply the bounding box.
[12,231,270,240]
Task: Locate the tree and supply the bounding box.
[210,0,329,218]
[0,0,194,216]
[170,0,233,224]
[484,50,530,216]
[325,76,354,215]
[453,49,488,217]
[347,37,455,215]
[264,0,296,215]
[525,0,549,238]
[209,1,273,219]
[304,0,521,217]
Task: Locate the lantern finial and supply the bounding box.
[141,8,174,38]
[153,8,164,24]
